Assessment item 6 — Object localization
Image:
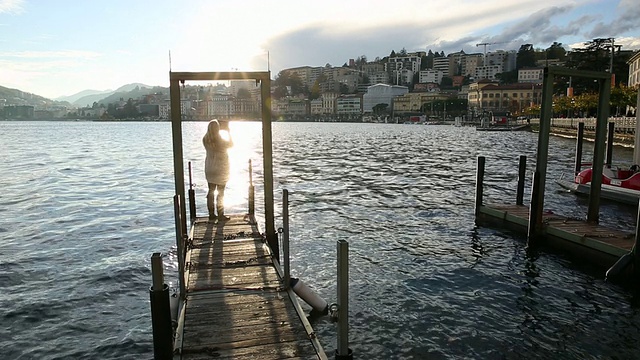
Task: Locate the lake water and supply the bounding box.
[2,121,640,359]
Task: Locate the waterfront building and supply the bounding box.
[159,103,169,119]
[386,51,424,85]
[468,81,541,115]
[518,67,544,83]
[446,51,466,76]
[484,50,516,72]
[628,51,640,87]
[336,94,362,115]
[321,92,338,114]
[413,83,439,92]
[433,57,450,77]
[229,80,258,97]
[361,62,384,77]
[419,69,444,85]
[368,72,390,85]
[474,65,503,81]
[3,105,34,119]
[461,54,483,77]
[208,93,233,118]
[362,84,408,113]
[393,92,450,114]
[310,98,323,115]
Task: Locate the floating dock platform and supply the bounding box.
[476,203,634,268]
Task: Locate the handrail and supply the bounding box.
[529,117,637,132]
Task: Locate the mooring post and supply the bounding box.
[248,160,255,216]
[516,155,526,205]
[150,253,173,360]
[634,198,640,281]
[282,189,290,288]
[188,162,196,220]
[336,240,352,360]
[174,195,186,298]
[527,170,542,248]
[606,121,614,168]
[574,122,585,175]
[475,156,486,218]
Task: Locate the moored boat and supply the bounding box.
[556,165,640,205]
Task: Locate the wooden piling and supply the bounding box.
[516,155,526,205]
[336,240,351,360]
[606,121,614,168]
[188,162,196,220]
[174,195,185,297]
[527,170,542,248]
[283,189,290,288]
[475,156,485,217]
[248,160,255,216]
[150,253,173,360]
[574,122,584,175]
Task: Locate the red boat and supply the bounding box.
[557,165,640,205]
[575,166,640,191]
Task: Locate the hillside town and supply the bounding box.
[2,38,639,122]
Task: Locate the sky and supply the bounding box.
[0,0,639,99]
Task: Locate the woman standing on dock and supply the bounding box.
[203,119,233,221]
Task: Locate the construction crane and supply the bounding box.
[476,41,508,65]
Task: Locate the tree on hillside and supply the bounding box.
[516,44,536,69]
[274,71,306,98]
[546,42,567,61]
[390,50,396,58]
[496,70,518,84]
[565,38,632,92]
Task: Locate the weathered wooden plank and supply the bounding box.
[184,322,308,346]
[186,295,290,313]
[181,339,319,359]
[188,266,280,284]
[187,291,287,306]
[184,309,302,329]
[182,332,308,352]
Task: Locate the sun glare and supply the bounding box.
[217,121,263,211]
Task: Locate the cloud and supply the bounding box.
[589,0,640,39]
[0,0,23,14]
[0,50,101,59]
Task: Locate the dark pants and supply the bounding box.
[207,182,226,217]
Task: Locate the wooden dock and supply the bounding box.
[477,203,635,268]
[173,214,327,359]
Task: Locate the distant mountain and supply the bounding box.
[0,85,70,107]
[55,89,113,105]
[72,83,156,107]
[97,85,167,105]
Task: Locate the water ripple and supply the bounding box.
[2,121,639,359]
